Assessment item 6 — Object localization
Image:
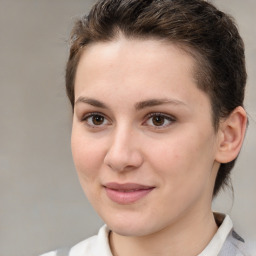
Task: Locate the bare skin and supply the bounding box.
[71,36,247,256]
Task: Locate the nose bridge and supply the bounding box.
[114,123,134,150]
[104,123,143,171]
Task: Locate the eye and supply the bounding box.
[144,113,175,128]
[82,113,110,127]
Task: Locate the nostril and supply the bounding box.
[103,131,144,172]
[104,149,143,172]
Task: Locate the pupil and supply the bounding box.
[93,115,104,125]
[153,116,164,126]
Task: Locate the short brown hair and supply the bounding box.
[66,0,247,196]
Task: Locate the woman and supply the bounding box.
[42,0,252,255]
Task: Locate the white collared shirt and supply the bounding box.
[198,214,233,256]
[41,214,252,256]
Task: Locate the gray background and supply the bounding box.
[0,1,255,256]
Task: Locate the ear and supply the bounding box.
[215,106,247,163]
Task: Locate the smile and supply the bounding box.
[104,183,155,204]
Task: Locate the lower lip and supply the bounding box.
[105,187,154,204]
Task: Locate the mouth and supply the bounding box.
[103,182,155,204]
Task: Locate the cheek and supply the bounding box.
[71,129,104,183]
[146,134,215,217]
[147,130,216,186]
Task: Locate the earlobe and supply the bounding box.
[215,106,247,164]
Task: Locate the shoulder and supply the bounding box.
[246,240,256,255]
[39,225,112,256]
[204,213,255,256]
[220,229,256,256]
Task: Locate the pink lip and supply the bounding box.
[104,183,155,204]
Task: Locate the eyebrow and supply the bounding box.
[135,98,187,110]
[75,96,108,109]
[75,96,187,110]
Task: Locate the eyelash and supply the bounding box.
[143,112,176,129]
[81,112,176,129]
[81,112,110,128]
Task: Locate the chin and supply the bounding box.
[103,212,160,237]
[110,223,150,237]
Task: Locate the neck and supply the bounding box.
[109,210,218,256]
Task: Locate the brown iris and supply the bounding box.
[152,115,165,126]
[92,115,105,125]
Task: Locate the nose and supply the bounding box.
[104,127,144,172]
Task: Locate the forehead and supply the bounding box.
[76,38,195,86]
[78,37,195,70]
[74,37,211,111]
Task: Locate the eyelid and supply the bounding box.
[146,112,176,120]
[143,112,176,128]
[81,112,111,127]
[81,111,104,120]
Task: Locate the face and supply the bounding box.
[71,37,220,237]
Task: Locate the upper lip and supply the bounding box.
[104,182,155,191]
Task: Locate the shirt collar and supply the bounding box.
[96,213,233,256]
[198,213,233,256]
